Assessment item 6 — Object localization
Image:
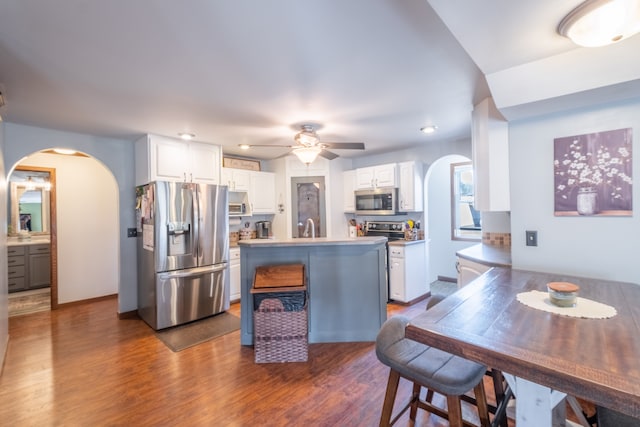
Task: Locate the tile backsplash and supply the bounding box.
[482,232,511,247]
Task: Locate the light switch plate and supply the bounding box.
[526,230,537,247]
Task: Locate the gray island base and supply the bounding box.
[238,237,388,345]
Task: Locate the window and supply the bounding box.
[451,162,481,241]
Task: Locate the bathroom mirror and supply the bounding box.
[8,167,55,236]
[450,161,481,241]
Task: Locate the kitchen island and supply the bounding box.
[238,236,387,345]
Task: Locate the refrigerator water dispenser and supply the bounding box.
[167,222,191,256]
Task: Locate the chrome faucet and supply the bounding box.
[303,218,315,238]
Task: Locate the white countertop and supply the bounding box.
[237,236,387,247]
[456,243,511,267]
[7,236,51,246]
[388,239,427,247]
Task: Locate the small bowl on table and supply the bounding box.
[547,282,580,307]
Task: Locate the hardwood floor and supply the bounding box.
[0,296,506,426]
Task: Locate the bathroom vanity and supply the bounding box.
[7,239,51,293]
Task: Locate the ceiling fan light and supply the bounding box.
[558,0,640,47]
[293,146,322,165]
[295,131,319,146]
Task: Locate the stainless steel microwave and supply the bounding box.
[355,187,398,215]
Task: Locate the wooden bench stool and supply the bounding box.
[376,315,490,427]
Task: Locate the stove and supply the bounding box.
[364,221,405,241]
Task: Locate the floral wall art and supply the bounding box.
[554,128,632,216]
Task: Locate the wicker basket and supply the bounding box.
[254,298,308,363]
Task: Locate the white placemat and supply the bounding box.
[516,290,617,319]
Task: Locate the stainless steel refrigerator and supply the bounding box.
[137,181,229,330]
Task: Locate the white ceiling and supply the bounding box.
[1,1,639,161]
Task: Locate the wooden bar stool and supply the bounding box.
[376,316,490,427]
[426,295,511,427]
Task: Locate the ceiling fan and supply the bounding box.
[239,124,365,164]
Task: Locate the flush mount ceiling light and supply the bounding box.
[52,148,77,155]
[420,125,438,134]
[239,144,251,150]
[558,0,640,47]
[178,132,195,141]
[292,146,322,165]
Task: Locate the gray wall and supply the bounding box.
[351,138,471,170]
[0,120,8,362]
[510,99,640,284]
[3,123,138,312]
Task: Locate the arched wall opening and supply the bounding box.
[8,151,119,305]
[3,122,137,314]
[424,154,478,283]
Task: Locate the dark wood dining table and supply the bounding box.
[405,267,640,427]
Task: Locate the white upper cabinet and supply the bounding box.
[223,167,276,214]
[135,134,221,186]
[222,167,251,191]
[249,171,276,214]
[355,163,398,189]
[398,161,423,212]
[343,170,356,212]
[472,97,510,212]
[189,143,222,184]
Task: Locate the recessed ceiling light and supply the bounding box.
[239,144,251,150]
[420,125,438,134]
[558,0,640,47]
[178,132,195,141]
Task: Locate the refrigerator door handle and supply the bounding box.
[157,263,228,280]
[192,185,200,264]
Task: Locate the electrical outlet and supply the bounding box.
[526,230,537,247]
[127,228,138,238]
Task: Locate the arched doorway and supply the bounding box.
[7,150,119,310]
[7,165,58,311]
[424,154,477,283]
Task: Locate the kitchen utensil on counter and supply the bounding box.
[348,218,357,238]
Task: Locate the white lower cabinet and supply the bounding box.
[389,242,427,303]
[230,248,241,302]
[456,256,491,288]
